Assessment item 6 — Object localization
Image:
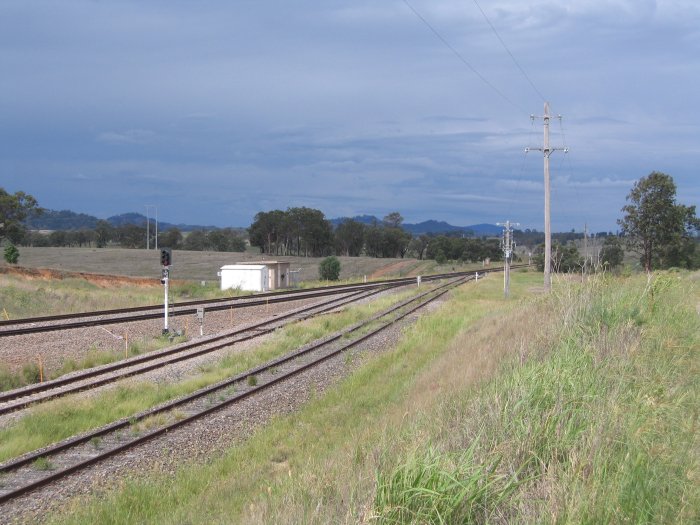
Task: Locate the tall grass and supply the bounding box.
[41,271,697,524]
[373,272,699,523]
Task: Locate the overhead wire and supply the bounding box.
[401,0,527,116]
[471,0,547,103]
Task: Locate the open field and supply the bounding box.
[36,269,698,524]
[0,247,442,283]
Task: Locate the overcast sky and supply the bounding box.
[2,0,698,232]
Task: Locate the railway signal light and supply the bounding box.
[160,248,172,267]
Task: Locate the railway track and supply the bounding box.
[0,274,470,505]
[0,284,400,416]
[0,268,517,337]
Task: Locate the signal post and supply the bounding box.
[160,248,172,334]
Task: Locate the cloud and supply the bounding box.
[97,129,157,145]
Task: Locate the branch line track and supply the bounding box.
[0,284,399,415]
[0,268,519,337]
[0,275,470,505]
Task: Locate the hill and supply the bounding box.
[27,208,502,237]
[331,215,502,236]
[26,210,223,232]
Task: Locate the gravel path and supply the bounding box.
[0,287,454,524]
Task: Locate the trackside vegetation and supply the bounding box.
[0,288,424,463]
[44,270,699,524]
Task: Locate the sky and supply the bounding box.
[1,0,699,233]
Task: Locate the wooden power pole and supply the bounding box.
[526,102,568,291]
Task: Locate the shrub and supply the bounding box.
[319,256,341,281]
[4,243,19,264]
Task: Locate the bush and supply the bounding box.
[4,243,19,264]
[319,256,341,281]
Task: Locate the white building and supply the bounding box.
[218,261,291,292]
[219,264,269,292]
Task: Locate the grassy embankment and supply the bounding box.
[0,287,427,463]
[45,269,699,524]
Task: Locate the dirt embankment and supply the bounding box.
[0,266,159,288]
[369,260,417,279]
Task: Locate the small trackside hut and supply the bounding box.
[219,261,291,292]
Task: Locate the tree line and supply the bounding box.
[2,171,698,270]
[13,221,246,253]
[248,208,504,262]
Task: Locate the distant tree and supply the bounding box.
[364,224,384,257]
[0,188,42,243]
[158,228,182,250]
[334,219,366,256]
[116,224,146,249]
[48,230,67,247]
[249,210,286,255]
[94,220,114,248]
[618,172,699,271]
[182,230,208,251]
[381,227,412,258]
[26,232,50,247]
[383,212,404,228]
[319,256,341,281]
[4,243,19,264]
[535,242,582,273]
[600,236,624,269]
[207,228,246,252]
[407,235,430,260]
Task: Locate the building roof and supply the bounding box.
[220,264,267,270]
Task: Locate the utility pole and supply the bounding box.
[145,204,157,250]
[145,205,150,250]
[497,220,519,298]
[526,102,568,291]
[583,223,588,273]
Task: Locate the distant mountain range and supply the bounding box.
[26,210,220,233]
[330,215,502,236]
[27,209,503,237]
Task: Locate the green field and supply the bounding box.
[38,269,698,524]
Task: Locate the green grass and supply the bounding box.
[44,271,520,524]
[40,270,699,525]
[372,272,699,524]
[0,287,425,463]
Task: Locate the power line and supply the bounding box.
[401,0,526,115]
[472,0,547,103]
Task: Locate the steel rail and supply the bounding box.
[0,266,524,336]
[0,285,399,413]
[0,275,467,505]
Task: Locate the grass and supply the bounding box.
[41,269,699,525]
[1,246,417,283]
[43,270,525,524]
[0,337,188,394]
[0,287,426,463]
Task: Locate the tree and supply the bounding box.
[159,228,183,250]
[182,230,208,251]
[116,224,146,249]
[4,243,19,264]
[383,212,404,228]
[94,220,113,248]
[334,219,365,256]
[319,256,341,281]
[0,188,41,243]
[618,172,699,272]
[600,236,624,269]
[534,242,582,273]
